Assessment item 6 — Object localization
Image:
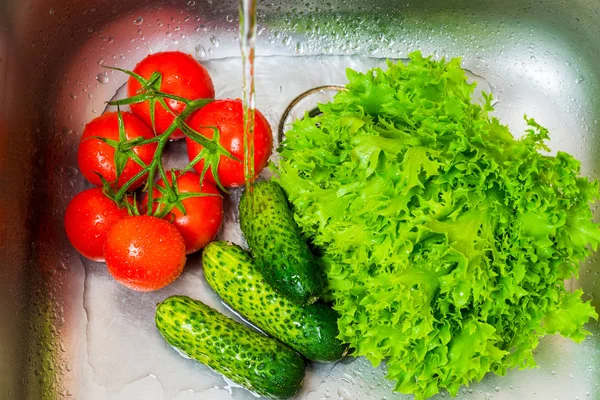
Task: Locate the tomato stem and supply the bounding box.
[121,136,162,149]
[144,130,174,215]
[114,166,151,201]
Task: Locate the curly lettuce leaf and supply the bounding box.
[276,51,600,399]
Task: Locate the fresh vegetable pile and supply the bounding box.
[276,51,600,399]
[64,48,600,400]
[65,51,346,399]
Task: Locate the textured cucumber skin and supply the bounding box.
[203,241,348,362]
[239,180,324,305]
[155,296,305,399]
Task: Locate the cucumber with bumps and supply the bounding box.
[155,295,305,399]
[239,180,324,305]
[203,241,348,362]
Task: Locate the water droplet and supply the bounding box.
[495,386,500,392]
[575,76,585,84]
[49,8,55,15]
[187,0,196,5]
[69,93,76,100]
[225,14,234,23]
[195,45,206,58]
[210,35,220,47]
[96,73,109,84]
[133,16,144,25]
[551,370,557,375]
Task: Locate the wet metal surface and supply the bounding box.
[2,0,600,399]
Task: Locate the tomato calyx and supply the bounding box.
[149,169,221,220]
[180,124,236,192]
[106,66,213,133]
[85,109,154,190]
[105,67,193,133]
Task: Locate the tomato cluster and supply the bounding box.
[64,51,273,292]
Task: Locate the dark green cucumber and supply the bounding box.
[203,241,348,362]
[239,180,323,305]
[155,295,305,399]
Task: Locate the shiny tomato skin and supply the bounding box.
[128,51,215,140]
[185,99,273,187]
[143,171,223,254]
[64,188,129,262]
[78,111,157,191]
[104,215,186,291]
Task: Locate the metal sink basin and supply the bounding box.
[2,0,600,399]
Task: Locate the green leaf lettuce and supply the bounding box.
[276,52,600,399]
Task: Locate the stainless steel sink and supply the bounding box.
[2,0,600,399]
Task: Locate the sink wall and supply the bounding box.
[1,0,600,398]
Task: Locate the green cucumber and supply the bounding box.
[203,241,348,362]
[239,180,324,305]
[155,295,305,399]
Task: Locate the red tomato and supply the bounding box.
[78,111,157,191]
[143,171,223,254]
[185,99,273,187]
[64,188,129,262]
[104,215,186,291]
[128,51,215,140]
